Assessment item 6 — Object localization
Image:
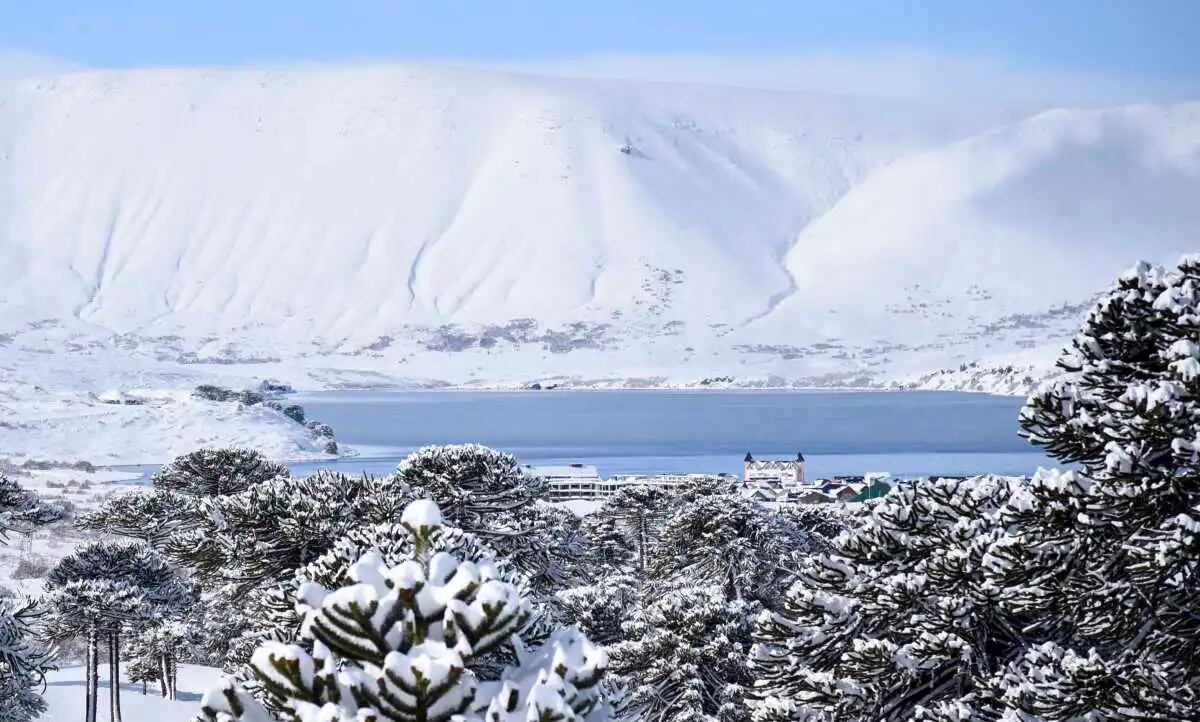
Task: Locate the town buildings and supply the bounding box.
[525,452,889,504]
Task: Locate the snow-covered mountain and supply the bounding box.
[1,63,1197,397]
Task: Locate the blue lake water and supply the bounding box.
[286,390,1058,479]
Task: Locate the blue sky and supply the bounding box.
[2,1,1198,101]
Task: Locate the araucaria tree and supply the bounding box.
[201,499,607,721]
[0,598,53,722]
[648,491,808,603]
[44,541,190,722]
[78,448,288,545]
[751,475,1022,721]
[0,475,62,721]
[610,586,755,722]
[394,445,546,528]
[83,455,407,666]
[395,445,586,592]
[1000,255,1200,716]
[557,479,804,722]
[591,485,672,577]
[226,508,526,669]
[152,448,290,496]
[752,255,1200,720]
[124,619,198,700]
[0,474,63,533]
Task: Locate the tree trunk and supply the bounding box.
[170,656,179,700]
[85,627,98,722]
[109,633,122,722]
[638,515,647,576]
[159,654,170,697]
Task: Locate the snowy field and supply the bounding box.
[39,663,223,721]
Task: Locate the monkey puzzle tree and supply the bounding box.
[201,499,607,722]
[752,256,1200,720]
[44,541,190,722]
[0,475,62,721]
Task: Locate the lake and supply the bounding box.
[288,390,1058,479]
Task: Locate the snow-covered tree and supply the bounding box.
[80,448,287,545]
[0,476,61,721]
[486,500,588,592]
[0,598,52,722]
[610,586,755,722]
[394,444,547,528]
[77,487,200,544]
[577,515,635,576]
[200,499,607,722]
[648,492,808,604]
[164,470,409,591]
[0,474,62,537]
[774,503,846,550]
[752,256,1200,720]
[80,448,287,544]
[591,485,674,577]
[395,445,596,593]
[556,574,639,647]
[985,255,1200,718]
[227,513,525,669]
[44,580,150,722]
[751,475,1020,721]
[124,618,199,699]
[152,448,289,497]
[44,541,191,722]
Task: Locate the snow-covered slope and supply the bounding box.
[1,64,1197,434]
[0,65,994,337]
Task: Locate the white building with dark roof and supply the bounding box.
[743,452,807,486]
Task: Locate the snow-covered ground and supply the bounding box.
[1,62,1195,464]
[2,388,331,466]
[39,663,223,721]
[0,467,148,596]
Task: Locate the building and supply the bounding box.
[524,465,736,500]
[743,452,807,485]
[524,464,604,500]
[608,473,733,493]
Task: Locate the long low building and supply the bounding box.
[524,464,604,499]
[524,462,893,504]
[523,464,737,500]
